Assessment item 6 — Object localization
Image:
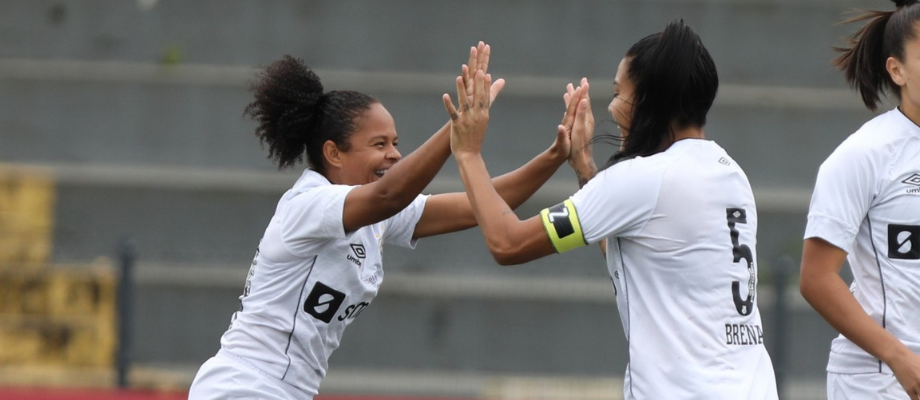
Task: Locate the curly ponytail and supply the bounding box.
[245,56,377,171]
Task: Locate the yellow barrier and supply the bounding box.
[0,263,117,367]
[0,164,55,269]
[0,165,117,368]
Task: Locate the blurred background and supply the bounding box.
[0,0,885,399]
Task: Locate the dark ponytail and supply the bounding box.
[834,0,920,111]
[245,56,377,171]
[606,20,718,168]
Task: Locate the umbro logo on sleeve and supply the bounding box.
[303,282,346,323]
[888,224,920,260]
[350,244,366,258]
[903,173,920,193]
[347,244,365,267]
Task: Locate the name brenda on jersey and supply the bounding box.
[725,323,764,346]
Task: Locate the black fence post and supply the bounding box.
[772,256,794,397]
[116,238,137,389]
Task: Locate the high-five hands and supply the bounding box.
[460,42,506,110]
[444,42,505,156]
[563,78,595,168]
[551,78,592,164]
[443,68,492,157]
[561,78,597,187]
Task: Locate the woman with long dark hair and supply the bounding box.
[800,1,920,398]
[444,21,778,399]
[188,43,587,400]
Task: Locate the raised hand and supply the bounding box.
[443,70,492,157]
[561,78,596,188]
[568,78,594,166]
[546,82,585,164]
[462,42,505,106]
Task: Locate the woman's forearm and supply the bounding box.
[343,122,452,232]
[377,122,451,205]
[411,146,564,239]
[802,269,911,363]
[457,153,521,244]
[492,147,567,209]
[800,239,913,366]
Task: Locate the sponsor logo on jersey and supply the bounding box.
[347,243,366,267]
[903,173,920,193]
[338,301,371,321]
[888,224,920,260]
[350,244,366,258]
[303,282,346,323]
[718,157,731,166]
[363,263,381,285]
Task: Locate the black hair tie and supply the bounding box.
[896,0,918,7]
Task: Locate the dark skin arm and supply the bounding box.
[412,77,590,239]
[412,143,567,239]
[341,42,502,232]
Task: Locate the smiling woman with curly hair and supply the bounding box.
[187,43,583,400]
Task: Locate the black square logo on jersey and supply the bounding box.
[350,244,366,259]
[888,224,920,260]
[303,281,346,323]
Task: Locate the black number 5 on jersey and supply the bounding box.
[726,208,755,316]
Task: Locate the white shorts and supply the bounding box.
[188,350,312,400]
[827,371,909,400]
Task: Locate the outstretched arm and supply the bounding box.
[453,150,557,265]
[342,42,504,232]
[564,79,604,256]
[444,73,595,264]
[413,83,588,239]
[800,238,920,399]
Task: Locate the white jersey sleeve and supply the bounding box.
[570,160,663,244]
[804,139,880,253]
[381,194,429,249]
[279,184,354,256]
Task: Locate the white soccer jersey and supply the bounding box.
[568,139,777,399]
[216,169,427,397]
[804,108,920,374]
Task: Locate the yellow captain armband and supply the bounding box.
[540,199,587,253]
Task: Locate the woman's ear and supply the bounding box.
[323,140,343,169]
[888,56,907,87]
